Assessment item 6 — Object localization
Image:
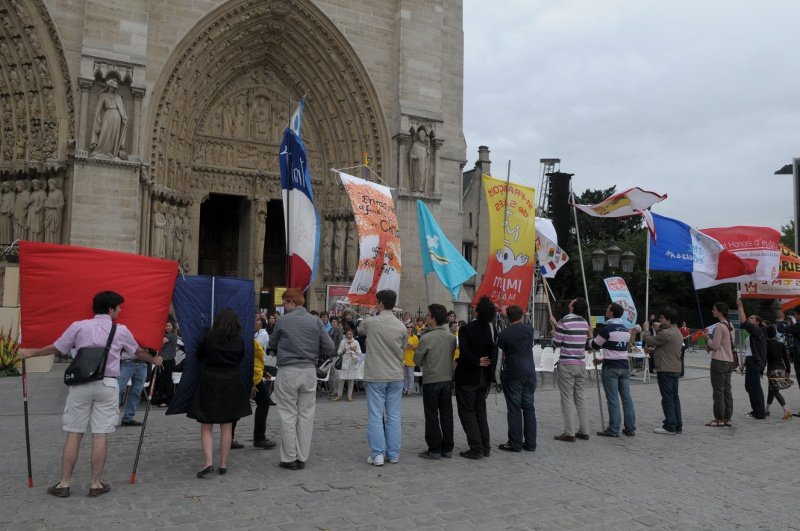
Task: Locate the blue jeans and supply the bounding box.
[366,381,403,460]
[500,375,537,450]
[118,361,147,422]
[601,366,636,435]
[656,372,682,432]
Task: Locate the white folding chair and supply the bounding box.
[532,345,544,371]
[584,352,597,381]
[317,359,333,395]
[539,348,558,388]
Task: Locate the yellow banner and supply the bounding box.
[473,174,536,309]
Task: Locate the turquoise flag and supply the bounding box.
[417,200,477,299]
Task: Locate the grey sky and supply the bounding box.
[463,0,800,233]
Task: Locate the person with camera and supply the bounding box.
[20,291,163,498]
[736,299,767,420]
[644,308,684,434]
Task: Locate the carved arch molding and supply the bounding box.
[147,0,390,216]
[0,0,75,170]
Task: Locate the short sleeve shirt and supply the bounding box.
[53,314,140,377]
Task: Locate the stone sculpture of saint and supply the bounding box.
[27,179,47,242]
[409,128,430,193]
[254,199,267,285]
[0,182,15,244]
[165,204,176,260]
[179,207,192,272]
[333,218,346,279]
[152,201,167,258]
[13,180,31,241]
[90,78,128,159]
[346,219,358,279]
[44,178,64,244]
[172,205,184,262]
[321,219,333,279]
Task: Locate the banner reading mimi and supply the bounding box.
[473,174,536,310]
[337,172,402,306]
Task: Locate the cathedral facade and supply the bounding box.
[0,0,467,312]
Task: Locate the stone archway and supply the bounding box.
[144,0,390,291]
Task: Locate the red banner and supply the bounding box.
[19,241,178,350]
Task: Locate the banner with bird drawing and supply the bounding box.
[473,174,536,310]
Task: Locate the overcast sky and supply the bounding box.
[463,0,800,233]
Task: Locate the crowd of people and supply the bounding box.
[19,288,799,496]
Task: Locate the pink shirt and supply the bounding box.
[53,314,140,377]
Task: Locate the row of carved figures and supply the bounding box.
[151,199,191,272]
[0,177,63,244]
[320,217,358,281]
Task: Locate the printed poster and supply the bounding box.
[603,276,637,329]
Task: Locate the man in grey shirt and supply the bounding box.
[359,289,407,466]
[269,288,335,470]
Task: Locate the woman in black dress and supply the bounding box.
[188,308,251,477]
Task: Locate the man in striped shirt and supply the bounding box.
[591,302,637,438]
[550,297,591,442]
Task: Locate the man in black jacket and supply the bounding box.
[454,296,497,459]
[736,299,766,419]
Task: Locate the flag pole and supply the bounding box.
[22,359,33,488]
[130,368,157,484]
[570,187,605,428]
[499,160,512,310]
[645,229,651,331]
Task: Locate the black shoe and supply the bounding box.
[419,450,441,460]
[230,440,244,449]
[253,439,277,449]
[483,449,491,457]
[596,430,619,438]
[196,465,214,478]
[279,461,299,470]
[497,442,521,452]
[522,445,536,451]
[441,451,452,458]
[575,433,590,440]
[622,429,636,437]
[295,460,305,469]
[218,467,227,475]
[120,419,142,427]
[459,450,483,460]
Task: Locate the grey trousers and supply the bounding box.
[710,359,734,421]
[274,366,317,463]
[557,364,589,436]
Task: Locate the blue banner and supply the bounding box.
[417,200,477,299]
[167,276,255,415]
[649,213,693,272]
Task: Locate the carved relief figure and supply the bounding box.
[333,218,346,278]
[321,218,333,279]
[152,201,167,258]
[0,182,15,244]
[179,207,191,272]
[43,178,64,243]
[170,204,182,261]
[346,219,358,279]
[222,98,235,136]
[234,93,247,137]
[12,180,30,241]
[27,179,46,242]
[409,128,430,193]
[164,203,176,260]
[90,78,128,159]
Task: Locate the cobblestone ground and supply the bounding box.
[2,350,799,530]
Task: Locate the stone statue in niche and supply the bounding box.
[164,203,176,260]
[346,219,358,279]
[321,218,333,279]
[408,127,430,193]
[27,178,46,242]
[170,204,182,261]
[254,199,267,284]
[333,218,346,279]
[152,200,166,258]
[0,181,15,244]
[179,207,192,272]
[44,178,64,244]
[91,78,128,159]
[12,179,30,241]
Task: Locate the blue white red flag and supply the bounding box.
[417,200,476,298]
[279,99,320,291]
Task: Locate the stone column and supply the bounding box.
[77,78,93,153]
[433,138,444,195]
[130,87,145,159]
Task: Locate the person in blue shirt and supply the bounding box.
[496,305,536,452]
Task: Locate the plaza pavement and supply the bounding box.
[1,349,799,530]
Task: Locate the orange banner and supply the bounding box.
[779,245,800,279]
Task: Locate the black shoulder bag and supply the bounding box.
[64,324,117,386]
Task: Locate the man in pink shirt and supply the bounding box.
[21,291,162,498]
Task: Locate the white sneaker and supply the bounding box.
[367,454,384,466]
[653,428,675,435]
[387,456,399,464]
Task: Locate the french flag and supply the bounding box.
[279,99,320,291]
[648,214,756,284]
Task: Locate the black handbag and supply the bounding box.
[334,356,343,370]
[64,324,117,386]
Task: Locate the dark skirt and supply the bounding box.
[188,365,251,424]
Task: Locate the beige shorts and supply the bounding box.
[62,378,119,434]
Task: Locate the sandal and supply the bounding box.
[704,420,724,427]
[723,420,732,427]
